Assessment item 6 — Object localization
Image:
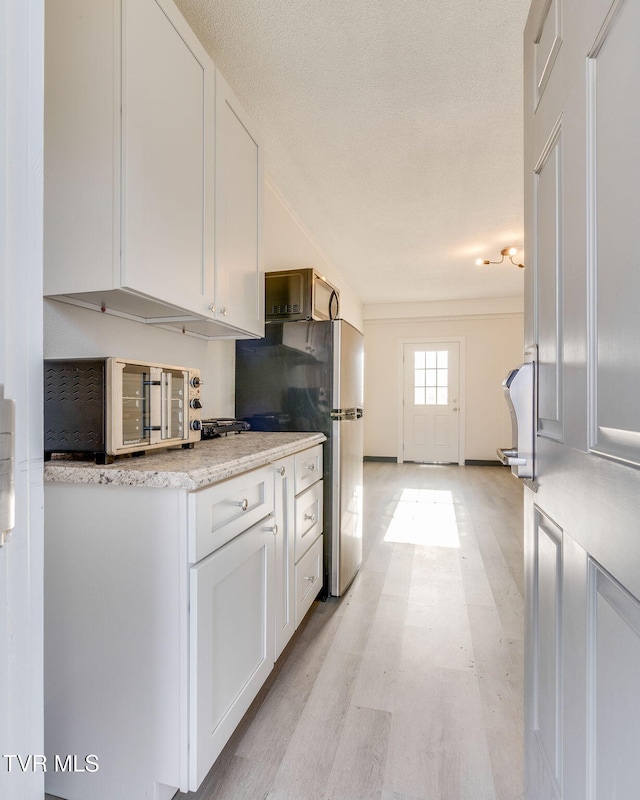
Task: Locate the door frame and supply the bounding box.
[397,337,466,466]
[0,1,45,798]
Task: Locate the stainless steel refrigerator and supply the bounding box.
[235,319,364,596]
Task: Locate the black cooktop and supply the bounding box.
[200,418,250,439]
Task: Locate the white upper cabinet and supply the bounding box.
[44,0,264,339]
[213,69,264,338]
[120,0,214,317]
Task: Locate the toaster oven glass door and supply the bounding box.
[161,369,187,441]
[116,363,188,450]
[121,364,155,447]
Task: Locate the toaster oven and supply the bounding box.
[44,357,203,463]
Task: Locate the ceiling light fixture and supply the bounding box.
[476,247,525,269]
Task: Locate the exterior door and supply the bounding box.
[524,1,640,798]
[402,341,460,463]
[0,1,45,798]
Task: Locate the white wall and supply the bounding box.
[44,300,236,417]
[363,297,524,461]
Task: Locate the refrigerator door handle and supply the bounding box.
[343,407,364,420]
[331,409,346,421]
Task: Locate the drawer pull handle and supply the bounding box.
[305,463,316,472]
[304,575,316,583]
[304,513,316,523]
[236,498,249,511]
[266,523,278,536]
[277,466,286,476]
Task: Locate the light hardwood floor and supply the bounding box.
[180,462,524,800]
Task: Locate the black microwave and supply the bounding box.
[265,268,340,322]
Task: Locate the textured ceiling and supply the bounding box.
[174,0,530,305]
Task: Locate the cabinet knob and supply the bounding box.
[276,466,286,476]
[304,512,316,523]
[305,463,316,472]
[236,498,249,512]
[304,575,316,583]
[209,305,228,317]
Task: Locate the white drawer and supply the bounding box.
[188,466,274,563]
[294,479,323,561]
[294,444,323,495]
[295,534,323,627]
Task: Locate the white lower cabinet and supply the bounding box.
[189,514,275,790]
[273,447,324,658]
[44,440,324,800]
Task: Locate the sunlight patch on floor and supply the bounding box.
[383,488,460,548]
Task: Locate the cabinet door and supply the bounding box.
[122,0,215,316]
[273,457,295,660]
[295,534,323,628]
[44,0,120,295]
[214,69,264,337]
[189,516,274,791]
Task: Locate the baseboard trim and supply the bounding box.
[363,457,506,467]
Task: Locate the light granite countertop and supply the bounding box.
[44,431,326,491]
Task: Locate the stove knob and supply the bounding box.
[190,399,202,409]
[190,376,202,388]
[190,420,202,432]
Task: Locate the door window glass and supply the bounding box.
[414,350,449,405]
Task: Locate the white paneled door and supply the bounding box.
[402,342,460,463]
[524,0,640,797]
